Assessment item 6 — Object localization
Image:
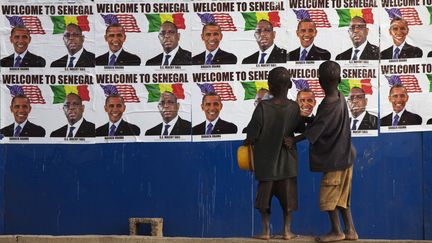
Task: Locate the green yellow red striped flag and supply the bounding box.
[144,84,185,102]
[241,81,269,100]
[50,85,90,104]
[427,74,432,92]
[145,13,185,32]
[50,16,90,34]
[336,8,374,27]
[338,79,372,96]
[427,6,432,25]
[241,12,280,31]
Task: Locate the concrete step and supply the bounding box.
[0,235,431,243]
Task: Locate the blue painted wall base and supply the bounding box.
[0,132,431,239]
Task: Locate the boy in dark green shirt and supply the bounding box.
[245,67,300,240]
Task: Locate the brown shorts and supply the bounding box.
[319,166,353,211]
[255,178,298,214]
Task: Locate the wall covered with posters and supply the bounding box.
[1,0,432,143]
[0,0,431,240]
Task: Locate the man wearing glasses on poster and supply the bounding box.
[347,87,378,130]
[145,21,191,66]
[336,16,379,61]
[51,23,95,67]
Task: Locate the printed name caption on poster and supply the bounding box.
[381,64,432,75]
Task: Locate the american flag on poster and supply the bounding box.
[101,14,141,32]
[197,13,237,31]
[293,9,331,28]
[6,16,45,34]
[385,8,422,25]
[197,83,237,101]
[100,85,140,103]
[6,85,46,104]
[385,75,422,93]
[292,79,325,98]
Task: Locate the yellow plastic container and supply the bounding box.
[237,145,254,171]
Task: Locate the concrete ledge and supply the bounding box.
[0,235,430,243]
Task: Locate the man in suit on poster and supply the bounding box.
[1,25,46,67]
[96,23,141,66]
[192,22,237,65]
[192,92,237,135]
[288,19,330,61]
[380,17,423,59]
[0,94,46,137]
[145,21,191,66]
[96,94,140,136]
[296,88,317,118]
[145,92,191,136]
[294,88,317,132]
[347,87,378,130]
[380,84,422,126]
[51,23,95,67]
[336,16,379,61]
[242,19,286,64]
[50,93,95,137]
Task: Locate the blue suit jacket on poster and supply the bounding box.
[192,118,237,135]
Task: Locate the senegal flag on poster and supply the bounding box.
[241,81,269,100]
[50,85,90,104]
[50,16,90,34]
[427,74,432,92]
[144,84,185,102]
[241,12,280,31]
[145,13,185,32]
[336,8,374,27]
[338,79,372,96]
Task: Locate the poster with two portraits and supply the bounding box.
[0,0,431,144]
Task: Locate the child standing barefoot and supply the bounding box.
[244,67,301,240]
[285,61,358,242]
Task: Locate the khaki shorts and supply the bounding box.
[319,166,353,211]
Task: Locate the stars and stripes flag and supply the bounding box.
[6,16,45,34]
[197,13,237,31]
[6,85,46,104]
[100,85,140,103]
[385,75,422,93]
[101,14,141,32]
[293,9,331,28]
[197,83,237,101]
[292,79,325,98]
[385,8,422,25]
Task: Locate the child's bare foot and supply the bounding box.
[316,232,345,242]
[344,230,358,240]
[253,234,270,240]
[283,232,299,240]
